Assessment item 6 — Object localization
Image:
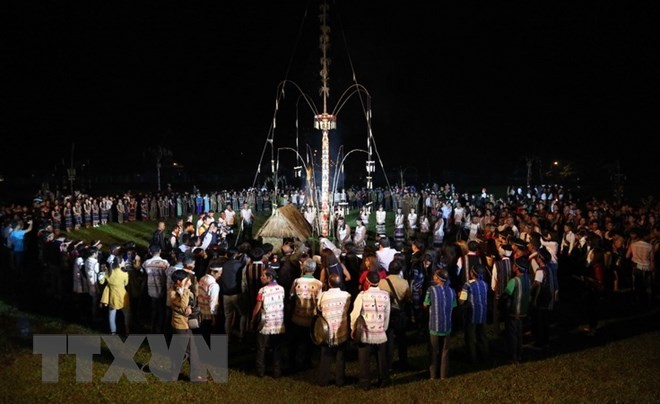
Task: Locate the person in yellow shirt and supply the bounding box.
[100,255,130,335]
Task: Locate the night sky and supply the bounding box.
[4,1,658,193]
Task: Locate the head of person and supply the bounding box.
[208,258,225,278]
[328,273,342,289]
[434,268,449,285]
[261,267,277,284]
[320,247,339,268]
[378,236,391,249]
[388,258,403,276]
[367,270,380,287]
[171,269,191,288]
[302,257,317,275]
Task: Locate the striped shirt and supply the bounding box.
[459,278,488,324]
[425,284,457,336]
[318,288,351,346]
[350,287,390,344]
[257,282,285,335]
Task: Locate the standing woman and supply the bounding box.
[432,215,445,249]
[394,208,405,244]
[353,219,367,258]
[91,199,100,228]
[128,197,137,222]
[376,205,387,237]
[336,216,352,251]
[63,201,73,234]
[319,247,352,291]
[115,198,125,224]
[83,198,92,228]
[100,197,110,225]
[73,200,83,230]
[100,255,131,335]
[51,202,62,232]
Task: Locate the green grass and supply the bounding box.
[62,209,393,252]
[1,300,659,403]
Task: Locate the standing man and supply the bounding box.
[491,243,513,334]
[251,268,286,378]
[317,273,351,387]
[142,245,170,333]
[239,202,254,243]
[627,227,654,307]
[351,270,390,390]
[289,258,323,371]
[198,259,223,345]
[459,264,489,364]
[503,257,531,364]
[379,259,411,371]
[424,268,457,380]
[223,204,236,246]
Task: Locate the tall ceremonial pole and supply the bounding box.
[314,1,335,237]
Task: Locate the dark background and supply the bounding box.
[3,1,658,198]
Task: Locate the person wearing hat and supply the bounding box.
[198,258,224,344]
[459,264,490,364]
[424,268,457,380]
[317,273,351,387]
[252,267,285,378]
[501,256,532,364]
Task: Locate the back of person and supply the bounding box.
[220,258,243,296]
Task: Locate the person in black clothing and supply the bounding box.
[219,247,247,342]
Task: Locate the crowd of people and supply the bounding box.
[1,182,659,386]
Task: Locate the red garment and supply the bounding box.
[359,268,387,291]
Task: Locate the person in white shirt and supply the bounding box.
[376,236,397,272]
[376,205,387,236]
[240,202,254,242]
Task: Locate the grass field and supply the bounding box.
[1,298,659,403]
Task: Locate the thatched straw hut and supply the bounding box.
[256,204,313,253]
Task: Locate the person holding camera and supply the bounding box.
[169,268,200,380]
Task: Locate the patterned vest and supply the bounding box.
[429,284,455,334]
[494,258,512,297]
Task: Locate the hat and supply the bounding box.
[515,257,531,272]
[510,238,528,248]
[249,247,265,261]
